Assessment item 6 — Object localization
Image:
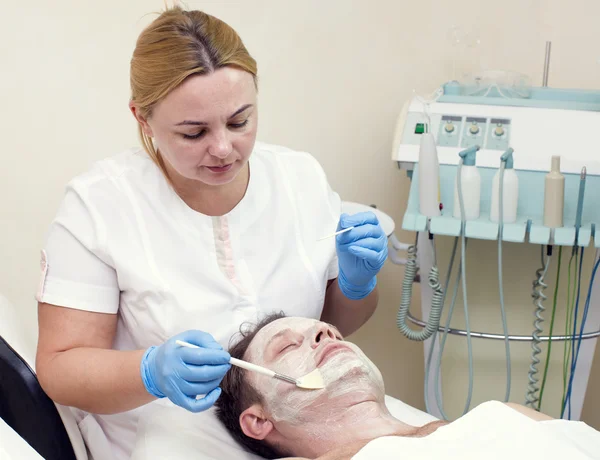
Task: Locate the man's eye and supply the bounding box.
[279,343,296,354]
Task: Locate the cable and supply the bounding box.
[567,247,585,418]
[431,151,510,417]
[564,251,599,418]
[456,157,474,416]
[434,238,466,419]
[424,237,459,414]
[538,245,562,409]
[497,157,511,402]
[562,169,588,418]
[434,201,468,415]
[561,249,577,413]
[525,245,552,409]
[396,235,445,341]
[433,157,474,420]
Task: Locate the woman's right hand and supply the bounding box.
[140,330,231,412]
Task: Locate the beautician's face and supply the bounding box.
[246,317,385,423]
[135,67,258,187]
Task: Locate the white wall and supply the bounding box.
[2,0,600,428]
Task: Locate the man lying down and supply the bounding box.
[215,314,600,460]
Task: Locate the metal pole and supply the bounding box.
[542,41,552,87]
[406,310,600,342]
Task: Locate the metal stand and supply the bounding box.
[411,242,600,421]
[406,312,600,342]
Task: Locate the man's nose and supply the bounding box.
[311,323,337,349]
[207,129,232,159]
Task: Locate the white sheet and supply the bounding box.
[353,401,600,459]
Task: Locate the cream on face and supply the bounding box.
[246,317,385,424]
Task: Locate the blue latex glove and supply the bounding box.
[140,330,231,412]
[336,211,388,300]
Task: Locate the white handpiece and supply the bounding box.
[418,132,441,217]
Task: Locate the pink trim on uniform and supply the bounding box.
[213,216,248,296]
[36,250,48,302]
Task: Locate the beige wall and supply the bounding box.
[1,0,599,428]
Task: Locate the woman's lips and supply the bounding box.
[206,164,233,173]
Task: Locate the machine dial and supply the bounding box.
[444,122,455,133]
[494,124,505,137]
[469,123,480,135]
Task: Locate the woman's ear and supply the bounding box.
[240,404,274,440]
[129,101,154,138]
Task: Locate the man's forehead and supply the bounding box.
[254,317,319,343]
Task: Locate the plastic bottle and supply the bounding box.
[543,155,565,228]
[491,148,518,224]
[453,146,481,220]
[418,131,441,217]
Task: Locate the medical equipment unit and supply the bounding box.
[392,76,600,422]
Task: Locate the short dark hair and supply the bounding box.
[215,312,292,459]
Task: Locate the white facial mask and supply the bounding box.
[247,318,385,424]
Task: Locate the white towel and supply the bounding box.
[352,401,600,459]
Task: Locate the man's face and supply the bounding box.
[245,317,385,423]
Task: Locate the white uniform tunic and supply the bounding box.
[36,142,341,460]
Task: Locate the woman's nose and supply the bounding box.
[311,323,337,348]
[207,130,232,159]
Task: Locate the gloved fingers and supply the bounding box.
[179,363,231,382]
[174,330,224,350]
[336,224,385,246]
[181,387,223,413]
[339,234,387,254]
[177,377,224,398]
[348,245,387,266]
[179,347,231,366]
[337,211,379,231]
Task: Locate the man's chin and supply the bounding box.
[321,354,372,382]
[319,358,384,399]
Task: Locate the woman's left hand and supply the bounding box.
[335,211,388,300]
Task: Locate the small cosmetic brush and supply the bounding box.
[175,340,325,390]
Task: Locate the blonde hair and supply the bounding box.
[130,6,258,174]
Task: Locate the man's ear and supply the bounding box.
[240,404,274,440]
[129,101,154,138]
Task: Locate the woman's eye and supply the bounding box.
[182,130,206,140]
[229,119,249,129]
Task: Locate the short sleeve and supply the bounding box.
[316,160,341,281]
[37,181,120,314]
[325,179,341,281]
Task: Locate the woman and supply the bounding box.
[35,6,387,460]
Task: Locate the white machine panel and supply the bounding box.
[394,99,600,175]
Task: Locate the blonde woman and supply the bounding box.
[35,5,387,459]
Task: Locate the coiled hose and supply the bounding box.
[525,246,552,409]
[397,242,445,341]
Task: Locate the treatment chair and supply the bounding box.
[0,294,87,460]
